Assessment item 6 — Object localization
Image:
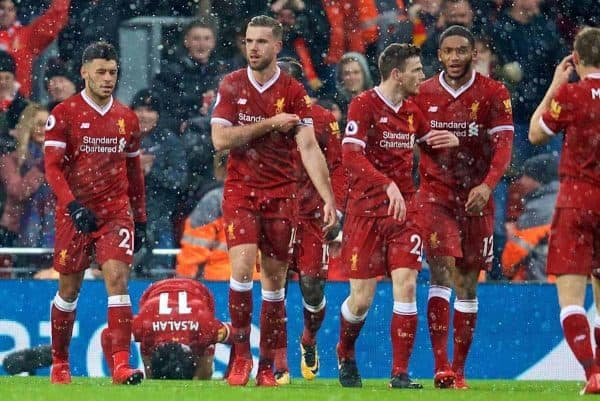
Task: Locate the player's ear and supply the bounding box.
[572,51,580,66]
[437,48,442,63]
[80,64,87,80]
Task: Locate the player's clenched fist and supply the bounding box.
[67,200,98,233]
[269,113,300,133]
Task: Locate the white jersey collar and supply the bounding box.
[439,70,476,99]
[81,90,113,116]
[247,66,281,94]
[374,86,403,113]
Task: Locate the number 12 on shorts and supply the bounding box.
[482,235,494,264]
[118,228,134,256]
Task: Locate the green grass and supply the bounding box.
[0,377,585,401]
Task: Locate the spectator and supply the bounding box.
[501,154,559,282]
[0,51,28,137]
[334,52,374,123]
[420,0,476,77]
[0,0,70,97]
[152,16,226,132]
[489,0,567,279]
[0,103,46,268]
[43,58,78,111]
[16,103,55,253]
[131,89,188,272]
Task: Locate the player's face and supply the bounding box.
[438,35,475,80]
[31,110,49,145]
[185,27,216,64]
[134,106,159,134]
[245,26,281,72]
[0,1,16,30]
[342,61,365,94]
[47,76,76,102]
[81,59,118,100]
[397,56,425,96]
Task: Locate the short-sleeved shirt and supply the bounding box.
[133,278,223,358]
[44,91,140,216]
[297,104,343,218]
[342,87,429,217]
[211,66,313,198]
[539,73,600,214]
[414,71,514,214]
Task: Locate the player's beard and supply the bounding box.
[249,56,272,72]
[445,58,473,81]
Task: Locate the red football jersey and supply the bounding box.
[539,73,600,213]
[44,92,141,217]
[414,71,514,214]
[211,67,313,198]
[133,278,222,357]
[342,87,429,217]
[297,104,345,218]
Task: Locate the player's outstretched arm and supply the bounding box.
[211,113,300,151]
[529,55,574,145]
[296,126,337,231]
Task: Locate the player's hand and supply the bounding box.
[386,182,406,222]
[322,200,338,233]
[67,200,98,233]
[325,210,344,241]
[134,222,147,253]
[465,183,492,215]
[269,113,300,133]
[423,129,459,149]
[551,54,575,87]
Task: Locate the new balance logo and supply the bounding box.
[80,122,90,129]
[428,106,438,112]
[237,98,247,105]
[379,117,388,123]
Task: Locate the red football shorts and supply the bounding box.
[222,193,295,262]
[53,209,134,274]
[341,212,422,279]
[289,217,328,279]
[547,208,600,276]
[419,202,494,271]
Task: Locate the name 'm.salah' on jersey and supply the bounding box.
[133,278,222,357]
[342,87,429,217]
[44,91,140,216]
[211,66,313,198]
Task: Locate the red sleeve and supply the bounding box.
[293,37,319,81]
[323,116,347,209]
[289,79,313,126]
[43,106,76,205]
[24,0,71,55]
[211,74,237,126]
[483,131,513,189]
[539,83,574,136]
[126,116,146,223]
[342,97,392,189]
[483,84,514,188]
[414,104,430,138]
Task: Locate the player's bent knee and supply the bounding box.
[300,276,325,306]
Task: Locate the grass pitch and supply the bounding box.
[0,377,584,401]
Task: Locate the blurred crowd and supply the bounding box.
[0,0,598,281]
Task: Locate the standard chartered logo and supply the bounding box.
[79,136,127,153]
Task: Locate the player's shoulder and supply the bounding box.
[475,73,509,94]
[403,97,425,114]
[311,103,334,120]
[351,89,377,107]
[222,68,247,85]
[112,99,137,118]
[51,93,83,116]
[419,75,441,93]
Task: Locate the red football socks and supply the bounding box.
[260,289,286,363]
[229,283,253,357]
[562,306,596,379]
[301,299,326,346]
[337,299,367,360]
[107,295,133,369]
[391,306,417,376]
[452,300,478,376]
[427,287,451,372]
[51,295,77,363]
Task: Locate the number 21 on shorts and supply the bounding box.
[118,228,134,256]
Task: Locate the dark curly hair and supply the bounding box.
[150,342,196,380]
